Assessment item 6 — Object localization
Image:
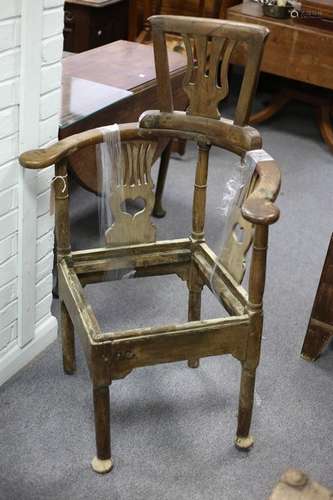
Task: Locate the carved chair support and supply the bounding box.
[19,17,281,475]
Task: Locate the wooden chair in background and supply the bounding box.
[20,15,281,474]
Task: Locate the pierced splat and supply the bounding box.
[150,16,269,125]
[219,174,258,283]
[105,140,158,246]
[220,208,253,284]
[182,34,236,119]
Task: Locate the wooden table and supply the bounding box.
[227,2,333,151]
[60,40,187,192]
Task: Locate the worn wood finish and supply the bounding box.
[19,17,281,474]
[301,234,333,361]
[150,15,268,126]
[105,139,159,246]
[92,385,113,473]
[147,12,268,214]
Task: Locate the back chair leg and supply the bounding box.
[152,141,172,218]
[91,385,113,474]
[187,287,202,369]
[60,301,76,375]
[235,364,255,451]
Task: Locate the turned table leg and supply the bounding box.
[152,141,172,218]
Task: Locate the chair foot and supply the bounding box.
[234,435,254,451]
[188,359,200,368]
[91,456,113,474]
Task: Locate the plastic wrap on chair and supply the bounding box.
[96,124,159,280]
[96,124,135,279]
[97,124,122,243]
[210,149,273,297]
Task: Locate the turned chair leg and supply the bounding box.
[152,141,172,218]
[187,288,202,369]
[235,364,255,451]
[91,385,113,474]
[60,301,76,375]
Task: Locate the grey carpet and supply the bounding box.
[1,96,333,500]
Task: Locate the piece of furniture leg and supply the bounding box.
[152,141,172,218]
[61,301,76,375]
[91,385,113,474]
[235,364,255,451]
[250,89,291,126]
[187,285,202,369]
[301,234,333,361]
[317,105,333,153]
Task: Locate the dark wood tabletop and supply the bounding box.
[59,40,187,192]
[228,2,333,90]
[62,40,186,91]
[60,40,187,134]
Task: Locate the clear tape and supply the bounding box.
[210,149,273,295]
[96,124,135,280]
[97,124,121,242]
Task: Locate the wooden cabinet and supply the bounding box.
[63,0,129,53]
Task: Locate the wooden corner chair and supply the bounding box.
[19,16,281,474]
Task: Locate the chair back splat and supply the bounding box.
[150,15,269,124]
[18,16,281,475]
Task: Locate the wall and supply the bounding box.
[0,0,64,385]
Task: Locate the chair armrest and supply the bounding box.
[241,160,281,225]
[19,123,140,169]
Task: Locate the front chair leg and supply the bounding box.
[60,301,76,375]
[91,385,113,474]
[235,364,255,451]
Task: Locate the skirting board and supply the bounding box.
[0,315,57,386]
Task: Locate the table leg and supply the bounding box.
[317,105,333,153]
[301,234,333,361]
[153,141,172,218]
[249,89,291,125]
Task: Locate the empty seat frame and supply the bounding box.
[19,16,281,474]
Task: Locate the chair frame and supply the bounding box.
[20,16,281,474]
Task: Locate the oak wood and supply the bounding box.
[19,16,281,474]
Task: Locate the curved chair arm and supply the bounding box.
[139,110,262,155]
[242,160,281,225]
[19,123,142,169]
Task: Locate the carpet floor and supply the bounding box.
[1,94,333,499]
